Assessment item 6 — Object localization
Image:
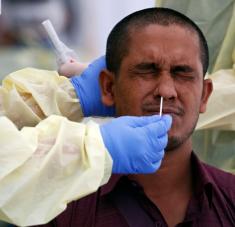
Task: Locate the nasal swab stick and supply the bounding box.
[159,96,163,116]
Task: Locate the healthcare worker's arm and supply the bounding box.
[0,66,113,225]
[0,67,83,129]
[0,115,112,226]
[0,56,113,130]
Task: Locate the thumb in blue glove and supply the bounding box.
[100,115,172,174]
[70,56,115,117]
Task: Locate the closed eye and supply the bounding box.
[171,65,195,80]
[129,62,160,75]
[171,65,193,73]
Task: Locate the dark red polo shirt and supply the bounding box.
[36,152,235,227]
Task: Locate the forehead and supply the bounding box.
[124,24,201,68]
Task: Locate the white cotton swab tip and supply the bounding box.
[159,96,163,116]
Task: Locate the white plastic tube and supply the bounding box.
[42,19,78,66]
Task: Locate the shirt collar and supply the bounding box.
[101,152,216,208]
[100,175,123,196]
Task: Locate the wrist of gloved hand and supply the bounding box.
[70,56,115,117]
[100,115,172,174]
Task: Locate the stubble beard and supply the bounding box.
[165,114,199,152]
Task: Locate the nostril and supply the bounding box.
[169,96,175,100]
[153,89,177,100]
[153,76,178,99]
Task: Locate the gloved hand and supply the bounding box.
[100,115,172,174]
[70,56,115,117]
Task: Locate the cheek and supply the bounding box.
[172,85,201,124]
[182,94,201,120]
[114,80,149,115]
[177,81,202,109]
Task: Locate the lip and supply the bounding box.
[143,105,184,116]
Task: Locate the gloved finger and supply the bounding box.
[122,115,162,128]
[146,147,165,163]
[139,157,164,174]
[161,114,172,131]
[142,120,169,138]
[156,134,168,149]
[150,159,164,172]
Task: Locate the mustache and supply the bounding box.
[142,102,185,116]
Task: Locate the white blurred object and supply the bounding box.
[77,0,155,59]
[4,0,67,34]
[42,19,78,66]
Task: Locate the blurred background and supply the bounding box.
[0,0,157,78]
[0,0,234,225]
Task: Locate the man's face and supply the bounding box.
[101,24,212,151]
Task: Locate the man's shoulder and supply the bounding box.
[202,162,235,194]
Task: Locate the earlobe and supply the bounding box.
[99,69,116,106]
[199,79,213,113]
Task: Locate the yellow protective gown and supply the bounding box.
[197,64,235,130]
[0,68,112,226]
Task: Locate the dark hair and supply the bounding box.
[106,7,209,75]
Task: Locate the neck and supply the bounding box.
[128,140,193,226]
[129,140,193,194]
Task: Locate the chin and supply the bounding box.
[166,126,195,152]
[165,136,183,152]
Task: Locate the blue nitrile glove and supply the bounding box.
[70,56,115,117]
[100,115,172,174]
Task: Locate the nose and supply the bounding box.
[153,71,177,100]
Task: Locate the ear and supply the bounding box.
[99,69,116,106]
[199,78,213,113]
